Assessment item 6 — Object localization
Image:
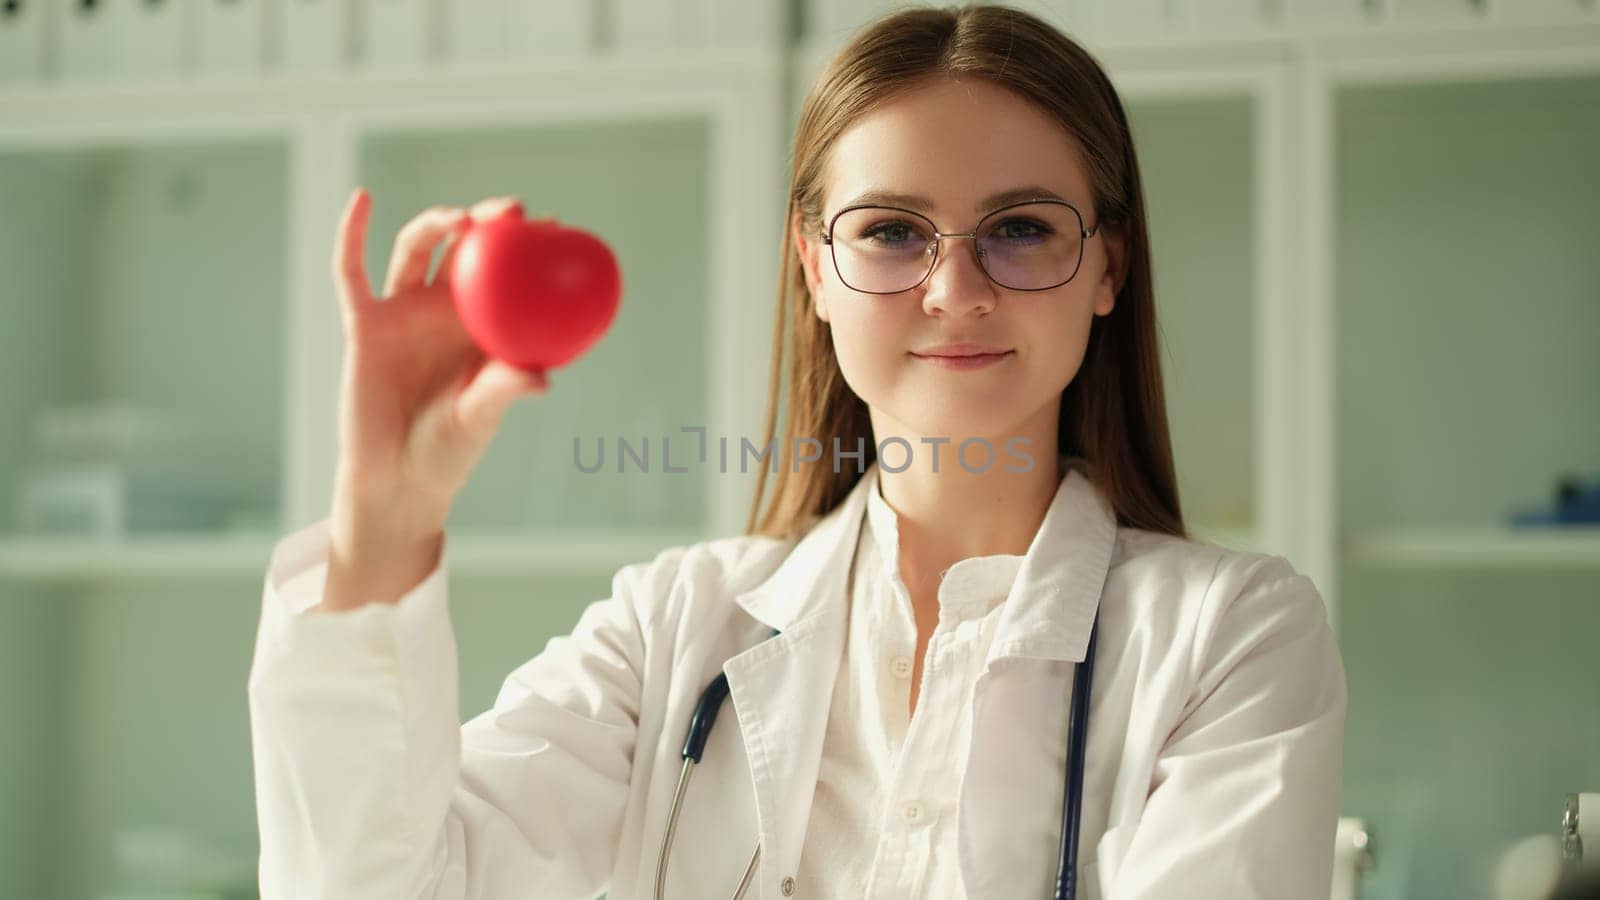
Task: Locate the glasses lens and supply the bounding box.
[976,203,1086,290]
[829,203,1088,293]
[830,207,937,293]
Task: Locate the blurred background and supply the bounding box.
[2,0,1598,898]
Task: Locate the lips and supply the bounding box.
[911,349,1013,370]
[912,341,1011,358]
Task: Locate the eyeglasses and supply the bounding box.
[820,199,1100,294]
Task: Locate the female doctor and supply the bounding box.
[247,5,1347,899]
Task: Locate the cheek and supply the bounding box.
[824,298,906,386]
[1017,292,1099,386]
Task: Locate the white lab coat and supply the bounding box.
[247,460,1347,900]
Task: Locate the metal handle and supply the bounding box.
[1563,793,1584,867]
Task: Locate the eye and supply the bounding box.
[859,219,927,247]
[993,217,1054,241]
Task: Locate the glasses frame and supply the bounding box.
[820,197,1100,295]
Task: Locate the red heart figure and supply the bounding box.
[450,208,622,370]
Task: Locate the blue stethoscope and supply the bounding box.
[654,615,1101,900]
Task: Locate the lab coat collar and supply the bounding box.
[733,468,873,635]
[986,453,1118,666]
[733,452,1116,660]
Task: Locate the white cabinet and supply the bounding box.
[1332,72,1600,900]
[0,135,290,898]
[0,59,782,897]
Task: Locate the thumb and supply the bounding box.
[455,358,549,435]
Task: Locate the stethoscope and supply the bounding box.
[654,615,1101,900]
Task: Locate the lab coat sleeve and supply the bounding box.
[247,515,665,900]
[1103,554,1348,900]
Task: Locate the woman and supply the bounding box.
[247,5,1346,899]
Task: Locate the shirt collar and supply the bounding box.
[735,453,1115,664]
[863,469,1023,625]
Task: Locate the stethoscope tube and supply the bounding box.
[656,640,771,900]
[1055,617,1100,900]
[656,619,1099,900]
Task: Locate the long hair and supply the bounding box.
[744,4,1185,541]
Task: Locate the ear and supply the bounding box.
[791,212,830,323]
[1093,229,1127,317]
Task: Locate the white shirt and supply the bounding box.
[248,457,1347,900]
[798,467,1025,898]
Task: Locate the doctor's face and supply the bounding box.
[793,76,1124,456]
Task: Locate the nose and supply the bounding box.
[919,237,997,317]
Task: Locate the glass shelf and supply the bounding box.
[0,139,289,543]
[1344,524,1600,569]
[0,530,708,581]
[0,533,280,581]
[1127,94,1259,541]
[357,115,714,537]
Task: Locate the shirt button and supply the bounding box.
[890,656,913,678]
[781,875,795,895]
[902,802,923,824]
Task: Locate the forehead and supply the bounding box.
[821,77,1094,221]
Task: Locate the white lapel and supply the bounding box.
[722,469,874,898]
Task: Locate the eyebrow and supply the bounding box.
[836,185,1075,216]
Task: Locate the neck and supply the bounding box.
[869,409,1063,568]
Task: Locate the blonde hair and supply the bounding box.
[745,4,1186,541]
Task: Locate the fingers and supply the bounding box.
[333,188,377,319]
[470,196,524,222]
[430,196,528,291]
[432,217,474,292]
[383,205,471,299]
[454,358,549,436]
